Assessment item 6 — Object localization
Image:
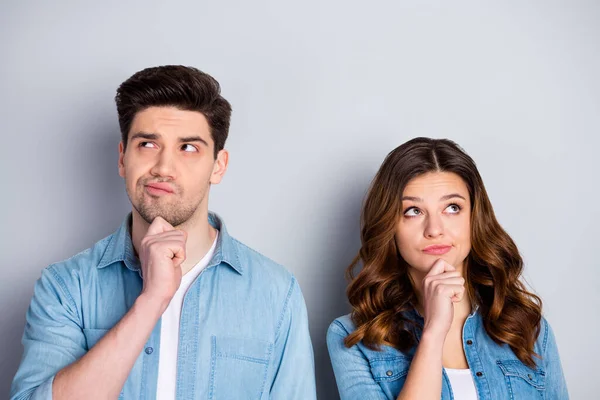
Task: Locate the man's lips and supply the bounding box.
[145,182,175,195]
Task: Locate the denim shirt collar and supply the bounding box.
[96,211,243,275]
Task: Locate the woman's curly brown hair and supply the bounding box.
[344,137,542,368]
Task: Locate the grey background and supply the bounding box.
[1,0,598,398]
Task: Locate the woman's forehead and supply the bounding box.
[402,172,469,198]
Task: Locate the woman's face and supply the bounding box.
[395,171,472,277]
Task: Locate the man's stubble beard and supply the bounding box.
[128,180,208,227]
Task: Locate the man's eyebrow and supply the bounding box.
[129,133,209,147]
[178,136,209,146]
[129,132,160,141]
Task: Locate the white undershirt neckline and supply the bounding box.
[155,232,219,400]
[444,368,478,400]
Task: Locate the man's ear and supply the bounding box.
[118,141,126,178]
[210,149,229,184]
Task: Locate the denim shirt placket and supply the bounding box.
[412,307,488,400]
[138,319,162,399]
[175,247,227,399]
[461,309,491,400]
[175,265,209,398]
[128,219,225,399]
[123,255,162,400]
[129,259,220,399]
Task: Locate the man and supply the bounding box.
[11,65,316,399]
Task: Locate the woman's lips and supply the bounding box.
[422,245,452,255]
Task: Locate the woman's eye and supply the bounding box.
[182,144,198,152]
[446,204,461,214]
[404,207,421,217]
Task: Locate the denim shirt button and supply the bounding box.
[528,374,533,380]
[466,340,473,345]
[476,371,483,377]
[386,370,393,377]
[145,347,154,355]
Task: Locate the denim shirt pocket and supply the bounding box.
[497,359,546,399]
[209,335,274,400]
[369,356,411,399]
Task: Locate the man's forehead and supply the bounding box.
[130,107,212,140]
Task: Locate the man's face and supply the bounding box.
[118,106,228,227]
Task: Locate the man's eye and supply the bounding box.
[182,144,198,152]
[139,142,156,148]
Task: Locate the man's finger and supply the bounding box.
[147,216,175,236]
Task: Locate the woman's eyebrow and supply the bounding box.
[401,196,422,202]
[401,193,466,202]
[440,193,466,201]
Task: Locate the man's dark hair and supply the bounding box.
[115,65,232,158]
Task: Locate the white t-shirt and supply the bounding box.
[156,233,218,400]
[445,368,478,400]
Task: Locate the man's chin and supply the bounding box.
[142,210,197,228]
[132,195,203,227]
[136,207,174,225]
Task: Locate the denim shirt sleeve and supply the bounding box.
[10,266,86,400]
[327,320,388,400]
[269,277,317,399]
[542,318,569,399]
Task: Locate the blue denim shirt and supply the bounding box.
[11,213,316,400]
[327,309,568,400]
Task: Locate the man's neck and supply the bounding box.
[131,210,218,276]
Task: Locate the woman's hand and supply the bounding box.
[420,258,465,341]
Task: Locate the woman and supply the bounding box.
[327,138,568,400]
